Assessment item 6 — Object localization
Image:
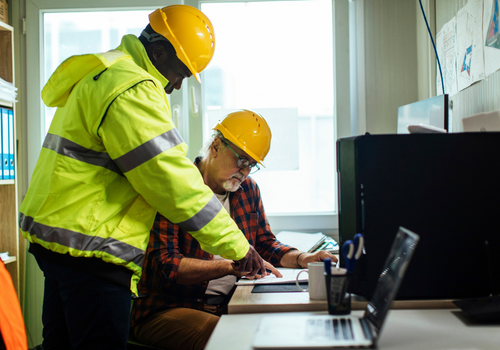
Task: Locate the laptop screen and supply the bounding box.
[364,227,420,331]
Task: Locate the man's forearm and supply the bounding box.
[176,257,235,284]
[281,250,338,269]
[280,250,303,268]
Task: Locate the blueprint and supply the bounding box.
[484,0,500,76]
[235,268,307,285]
[436,17,458,96]
[456,0,485,91]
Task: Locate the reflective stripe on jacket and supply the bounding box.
[19,35,249,294]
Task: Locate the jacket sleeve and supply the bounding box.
[98,80,249,261]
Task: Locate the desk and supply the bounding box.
[206,309,500,350]
[228,285,456,314]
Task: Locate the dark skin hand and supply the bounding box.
[232,245,266,278]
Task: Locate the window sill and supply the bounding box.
[267,212,338,238]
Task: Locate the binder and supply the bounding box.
[8,109,14,179]
[1,108,8,180]
[0,108,3,179]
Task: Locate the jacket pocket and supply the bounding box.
[116,195,153,235]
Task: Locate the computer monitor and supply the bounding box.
[397,94,449,134]
[336,132,500,300]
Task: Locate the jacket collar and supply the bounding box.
[116,35,169,89]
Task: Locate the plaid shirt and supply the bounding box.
[131,172,296,327]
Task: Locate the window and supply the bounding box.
[27,0,344,232]
[198,0,336,215]
[42,10,152,132]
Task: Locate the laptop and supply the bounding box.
[252,227,420,349]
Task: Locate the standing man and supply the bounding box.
[130,110,337,350]
[19,6,264,350]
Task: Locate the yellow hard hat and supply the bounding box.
[213,110,272,166]
[149,5,215,83]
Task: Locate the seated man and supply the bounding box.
[130,110,338,350]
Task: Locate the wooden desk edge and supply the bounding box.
[228,285,457,314]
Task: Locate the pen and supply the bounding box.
[324,258,331,275]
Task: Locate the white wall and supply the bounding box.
[361,0,420,135]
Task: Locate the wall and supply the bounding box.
[417,0,437,100]
[361,0,420,134]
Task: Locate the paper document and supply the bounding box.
[0,252,12,262]
[235,268,307,285]
[436,17,458,95]
[456,0,485,91]
[483,0,500,76]
[276,231,327,253]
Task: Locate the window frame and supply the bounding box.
[25,0,351,235]
[25,0,181,182]
[185,0,350,234]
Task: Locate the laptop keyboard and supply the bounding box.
[306,318,354,341]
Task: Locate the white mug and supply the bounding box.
[295,261,337,300]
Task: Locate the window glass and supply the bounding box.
[43,10,152,132]
[200,1,336,214]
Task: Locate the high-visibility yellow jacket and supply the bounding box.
[19,35,249,294]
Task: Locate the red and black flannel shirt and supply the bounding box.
[131,174,296,327]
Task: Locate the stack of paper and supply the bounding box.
[276,231,339,253]
[0,252,12,262]
[314,236,339,253]
[236,268,307,285]
[0,78,17,103]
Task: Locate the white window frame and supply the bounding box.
[185,0,351,234]
[25,0,182,181]
[25,0,351,235]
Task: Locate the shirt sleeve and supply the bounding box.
[245,179,297,266]
[99,80,249,261]
[149,213,184,288]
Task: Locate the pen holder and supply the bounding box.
[324,272,351,315]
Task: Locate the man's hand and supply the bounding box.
[298,250,338,268]
[243,261,283,280]
[231,245,266,278]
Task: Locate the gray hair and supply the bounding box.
[199,130,226,158]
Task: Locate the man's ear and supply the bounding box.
[211,138,222,158]
[151,43,168,63]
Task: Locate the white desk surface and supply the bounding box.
[206,309,500,350]
[228,285,456,314]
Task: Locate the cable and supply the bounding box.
[419,0,445,95]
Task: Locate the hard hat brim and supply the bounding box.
[213,123,267,167]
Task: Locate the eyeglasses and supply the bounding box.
[221,139,261,174]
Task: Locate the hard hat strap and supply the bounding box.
[140,30,168,44]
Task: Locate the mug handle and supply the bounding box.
[295,270,309,292]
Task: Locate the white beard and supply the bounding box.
[222,173,245,192]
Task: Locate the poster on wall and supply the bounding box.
[436,17,458,96]
[456,0,485,91]
[484,0,500,76]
